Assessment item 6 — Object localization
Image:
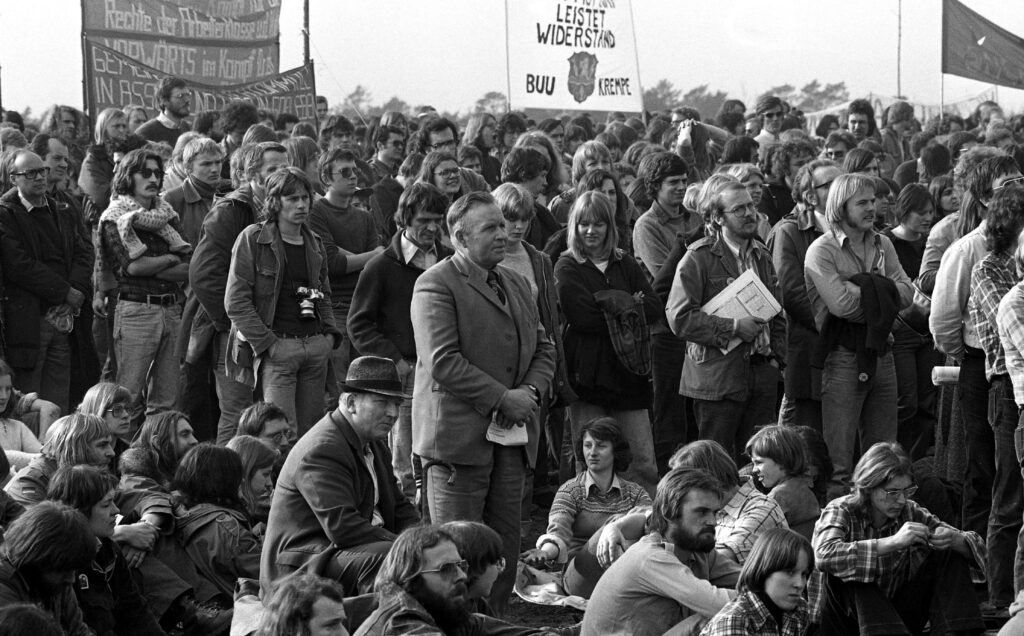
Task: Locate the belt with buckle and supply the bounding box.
[119,292,180,306]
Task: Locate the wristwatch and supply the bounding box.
[524,384,540,401]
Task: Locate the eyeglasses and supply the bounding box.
[105,404,129,417]
[388,140,406,149]
[429,139,457,150]
[12,167,50,179]
[264,429,291,444]
[879,485,918,502]
[994,175,1024,191]
[134,168,164,180]
[763,111,784,120]
[333,166,357,179]
[724,202,757,216]
[170,92,192,101]
[417,559,468,580]
[824,150,845,160]
[435,168,460,178]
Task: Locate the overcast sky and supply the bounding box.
[2,0,1023,117]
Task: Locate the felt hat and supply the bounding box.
[338,356,410,399]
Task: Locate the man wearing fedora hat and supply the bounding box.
[260,355,420,596]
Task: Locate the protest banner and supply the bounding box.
[942,0,1024,90]
[506,0,643,112]
[82,0,280,86]
[84,40,316,122]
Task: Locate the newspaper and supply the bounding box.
[701,269,782,354]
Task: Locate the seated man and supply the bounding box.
[356,524,546,635]
[814,442,985,634]
[581,468,740,636]
[0,501,97,636]
[257,572,351,636]
[260,356,420,596]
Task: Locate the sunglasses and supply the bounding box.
[333,166,357,179]
[994,175,1024,191]
[418,559,468,580]
[763,111,784,120]
[134,168,165,180]
[388,140,406,149]
[435,168,460,178]
[13,167,50,179]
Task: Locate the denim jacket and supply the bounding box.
[666,234,786,401]
[224,221,340,388]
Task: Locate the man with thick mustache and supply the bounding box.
[99,149,190,419]
[581,468,740,636]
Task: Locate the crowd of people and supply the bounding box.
[0,75,1021,635]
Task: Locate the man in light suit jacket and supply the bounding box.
[411,191,556,614]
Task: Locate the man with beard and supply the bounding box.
[99,149,190,421]
[135,77,191,148]
[580,468,739,636]
[261,357,419,596]
[667,182,786,463]
[0,501,96,636]
[189,141,289,443]
[356,525,545,635]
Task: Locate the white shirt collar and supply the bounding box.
[582,470,622,494]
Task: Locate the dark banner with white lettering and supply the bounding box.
[942,0,1024,90]
[82,0,280,87]
[84,40,315,123]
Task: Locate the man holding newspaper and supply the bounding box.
[666,181,786,462]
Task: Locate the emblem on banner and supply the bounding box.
[567,52,598,103]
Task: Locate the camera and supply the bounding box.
[295,287,324,319]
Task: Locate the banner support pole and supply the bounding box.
[80,1,89,116]
[504,0,512,113]
[627,0,644,115]
[303,0,311,67]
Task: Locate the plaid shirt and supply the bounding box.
[969,251,1017,380]
[812,494,986,599]
[717,479,788,563]
[700,589,809,636]
[997,282,1024,405]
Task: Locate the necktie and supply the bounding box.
[486,269,507,305]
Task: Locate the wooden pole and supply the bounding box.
[303,0,311,67]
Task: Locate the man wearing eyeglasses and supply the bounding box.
[367,125,409,243]
[414,118,491,196]
[99,149,191,421]
[0,150,92,415]
[310,149,385,393]
[753,95,785,150]
[767,160,840,430]
[667,182,786,463]
[369,125,406,184]
[136,76,191,148]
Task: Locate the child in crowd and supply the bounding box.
[745,425,820,540]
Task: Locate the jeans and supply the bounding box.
[959,348,993,537]
[819,550,984,635]
[988,377,1023,606]
[568,401,658,496]
[213,330,255,444]
[1016,408,1024,598]
[423,445,525,615]
[390,361,416,499]
[650,332,688,473]
[821,350,898,500]
[114,301,181,419]
[260,334,332,438]
[326,329,355,406]
[92,295,117,381]
[892,325,940,461]
[692,361,779,464]
[19,317,71,415]
[777,394,822,431]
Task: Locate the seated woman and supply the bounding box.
[520,418,652,598]
[173,444,262,606]
[441,520,506,616]
[813,442,985,634]
[235,401,293,452]
[744,425,820,540]
[77,382,133,472]
[225,435,278,529]
[700,528,813,636]
[46,464,165,636]
[0,360,43,468]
